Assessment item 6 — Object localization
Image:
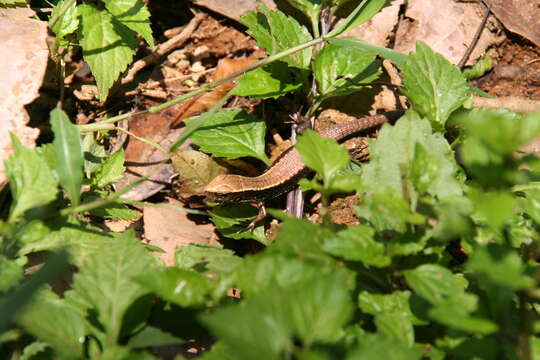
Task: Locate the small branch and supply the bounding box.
[121,12,207,85]
[458,1,490,68]
[472,95,540,113]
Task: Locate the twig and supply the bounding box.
[472,95,540,113]
[121,12,207,85]
[458,1,490,69]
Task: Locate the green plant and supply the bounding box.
[3,0,540,359]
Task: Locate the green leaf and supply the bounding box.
[283,0,323,23]
[51,108,83,207]
[104,0,154,47]
[327,37,408,69]
[296,129,350,185]
[469,189,517,230]
[358,291,418,346]
[5,134,58,222]
[232,61,304,99]
[209,204,268,244]
[79,4,137,101]
[185,109,270,164]
[313,43,380,99]
[175,244,242,274]
[135,267,215,307]
[404,264,466,304]
[198,342,236,360]
[463,55,493,80]
[49,0,79,40]
[82,134,107,176]
[241,3,312,69]
[402,41,469,129]
[360,111,463,207]
[322,225,391,267]
[91,149,125,188]
[67,231,156,344]
[347,333,422,360]
[467,243,534,290]
[88,201,140,220]
[0,255,23,292]
[328,0,387,37]
[127,326,184,348]
[20,342,50,360]
[16,288,86,359]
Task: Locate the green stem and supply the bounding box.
[114,127,167,153]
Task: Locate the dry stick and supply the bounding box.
[472,96,540,113]
[458,1,490,69]
[121,12,207,85]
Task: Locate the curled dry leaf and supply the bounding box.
[394,0,502,65]
[171,57,259,127]
[483,0,540,48]
[0,9,48,189]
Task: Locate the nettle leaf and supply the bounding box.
[50,0,79,40]
[68,231,156,343]
[175,244,242,275]
[467,243,535,290]
[136,267,216,307]
[327,37,408,69]
[5,134,58,222]
[91,149,125,188]
[51,109,83,207]
[402,41,469,129]
[313,43,380,100]
[404,264,466,304]
[347,333,422,360]
[185,109,270,164]
[103,0,154,47]
[322,225,390,267]
[79,4,137,101]
[0,255,23,292]
[361,111,462,208]
[209,204,267,244]
[232,61,304,99]
[16,288,86,359]
[296,129,351,186]
[241,3,312,69]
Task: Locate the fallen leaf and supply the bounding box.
[394,0,502,65]
[171,57,259,126]
[193,0,277,20]
[483,0,540,48]
[143,198,218,266]
[0,8,48,189]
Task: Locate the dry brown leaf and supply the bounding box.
[483,0,540,48]
[143,198,218,266]
[0,8,48,189]
[193,0,277,20]
[171,150,228,197]
[394,0,501,65]
[171,57,258,126]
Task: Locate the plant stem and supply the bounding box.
[114,127,167,153]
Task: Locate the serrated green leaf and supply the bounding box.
[209,204,268,244]
[0,255,23,292]
[89,202,140,220]
[322,225,390,267]
[104,0,154,47]
[360,111,462,207]
[404,264,466,305]
[82,134,107,176]
[79,4,137,101]
[5,134,58,222]
[232,61,304,98]
[135,267,215,307]
[91,149,125,188]
[68,231,156,343]
[185,109,270,164]
[296,129,350,184]
[16,288,86,359]
[241,3,312,69]
[127,326,184,348]
[175,244,242,274]
[328,0,387,37]
[20,342,50,360]
[327,37,408,69]
[51,108,83,207]
[347,333,422,360]
[468,243,534,290]
[402,42,469,128]
[49,0,79,40]
[313,43,380,99]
